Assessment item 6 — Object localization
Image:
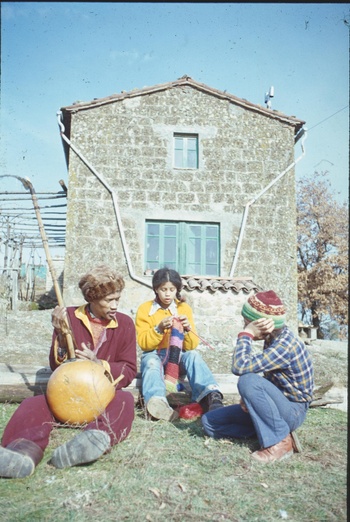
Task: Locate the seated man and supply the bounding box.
[0,265,137,478]
[202,290,314,463]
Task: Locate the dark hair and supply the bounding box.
[152,267,183,301]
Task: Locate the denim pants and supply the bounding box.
[202,373,309,448]
[140,349,221,404]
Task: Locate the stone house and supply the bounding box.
[58,76,305,345]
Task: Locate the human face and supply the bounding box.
[156,281,177,308]
[89,292,121,320]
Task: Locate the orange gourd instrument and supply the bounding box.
[46,360,123,425]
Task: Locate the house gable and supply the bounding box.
[59,76,303,337]
[60,76,304,164]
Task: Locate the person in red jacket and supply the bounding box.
[0,265,137,479]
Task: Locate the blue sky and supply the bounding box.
[1,2,349,202]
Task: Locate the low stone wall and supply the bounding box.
[1,309,347,412]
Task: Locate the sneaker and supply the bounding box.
[50,429,110,469]
[146,397,179,421]
[200,391,224,413]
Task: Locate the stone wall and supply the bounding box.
[61,83,300,338]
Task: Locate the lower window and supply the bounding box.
[145,221,220,276]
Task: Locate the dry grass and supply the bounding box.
[0,402,347,522]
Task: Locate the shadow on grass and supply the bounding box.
[135,405,259,453]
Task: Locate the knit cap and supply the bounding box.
[241,290,286,329]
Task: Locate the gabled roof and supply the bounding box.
[59,75,305,141]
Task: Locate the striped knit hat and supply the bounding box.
[241,290,286,329]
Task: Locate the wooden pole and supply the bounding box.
[10,176,75,359]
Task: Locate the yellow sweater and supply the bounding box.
[136,299,199,352]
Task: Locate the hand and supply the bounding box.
[75,342,101,364]
[51,306,70,334]
[158,317,173,333]
[178,314,191,332]
[243,318,275,340]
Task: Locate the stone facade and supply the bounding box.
[59,77,305,343]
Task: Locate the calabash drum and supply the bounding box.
[46,359,116,425]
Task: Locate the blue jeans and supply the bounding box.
[202,373,309,448]
[140,349,221,404]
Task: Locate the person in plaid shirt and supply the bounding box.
[202,290,314,463]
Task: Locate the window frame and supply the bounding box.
[145,220,220,276]
[173,133,199,169]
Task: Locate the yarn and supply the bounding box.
[178,402,204,419]
[164,317,184,393]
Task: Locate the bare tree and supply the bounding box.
[297,172,348,339]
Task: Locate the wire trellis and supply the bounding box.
[0,181,67,308]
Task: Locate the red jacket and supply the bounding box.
[49,306,137,390]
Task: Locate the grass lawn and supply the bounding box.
[0,402,347,522]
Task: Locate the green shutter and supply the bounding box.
[146,221,219,275]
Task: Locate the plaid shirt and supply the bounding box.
[232,326,314,403]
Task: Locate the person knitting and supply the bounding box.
[135,267,224,421]
[201,290,314,463]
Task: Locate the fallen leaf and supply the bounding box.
[149,487,161,498]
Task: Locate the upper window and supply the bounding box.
[174,134,198,169]
[145,221,220,276]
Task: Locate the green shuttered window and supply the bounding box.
[145,221,220,276]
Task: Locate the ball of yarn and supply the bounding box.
[178,402,203,419]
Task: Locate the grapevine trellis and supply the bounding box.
[0,176,67,310]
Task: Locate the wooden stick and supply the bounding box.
[22,177,75,359]
[112,374,125,387]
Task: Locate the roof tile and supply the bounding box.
[181,276,261,294]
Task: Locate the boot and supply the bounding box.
[200,391,224,413]
[0,439,43,479]
[50,429,110,469]
[251,434,294,463]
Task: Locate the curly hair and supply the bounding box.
[152,267,184,301]
[78,265,125,302]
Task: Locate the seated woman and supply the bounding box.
[135,267,223,421]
